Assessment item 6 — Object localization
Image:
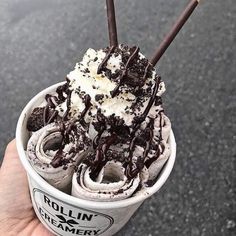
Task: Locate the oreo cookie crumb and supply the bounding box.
[95,94,104,101]
[27,107,45,132]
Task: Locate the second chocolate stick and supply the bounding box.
[150,0,200,66]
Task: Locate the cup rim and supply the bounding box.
[16,82,176,209]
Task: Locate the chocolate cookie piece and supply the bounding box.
[27,107,55,132]
[27,107,44,131]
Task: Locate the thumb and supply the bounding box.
[0,139,30,203]
[0,139,27,182]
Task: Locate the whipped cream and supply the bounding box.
[56,45,166,126]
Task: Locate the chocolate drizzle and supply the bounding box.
[89,133,118,180]
[49,93,92,168]
[125,118,154,180]
[51,149,64,168]
[124,75,163,178]
[87,47,165,179]
[132,76,161,135]
[92,109,107,148]
[49,94,92,169]
[47,110,59,124]
[79,94,92,128]
[141,63,152,87]
[143,119,154,159]
[125,135,138,179]
[80,95,92,120]
[159,111,163,141]
[97,46,115,74]
[63,90,72,121]
[145,141,165,169]
[43,94,61,126]
[139,76,161,122]
[56,82,69,101]
[28,44,167,177]
[45,94,58,108]
[88,75,163,179]
[97,45,153,98]
[110,46,140,97]
[93,127,105,149]
[43,105,49,126]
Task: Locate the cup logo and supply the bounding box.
[33,189,114,236]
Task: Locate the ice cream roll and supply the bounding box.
[27,122,91,192]
[72,161,148,201]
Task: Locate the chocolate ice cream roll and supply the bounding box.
[72,160,149,201]
[27,122,91,192]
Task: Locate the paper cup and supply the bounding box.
[16,83,176,236]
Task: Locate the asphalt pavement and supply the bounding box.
[0,0,235,235]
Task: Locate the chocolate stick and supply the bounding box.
[150,0,200,66]
[106,0,118,47]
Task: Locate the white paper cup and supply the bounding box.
[16,83,176,236]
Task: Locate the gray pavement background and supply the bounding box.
[0,0,235,235]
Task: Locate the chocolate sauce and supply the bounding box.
[43,105,49,126]
[128,136,137,160]
[80,95,92,120]
[121,76,163,178]
[159,111,163,141]
[125,118,154,180]
[110,46,140,97]
[132,76,161,135]
[126,156,145,180]
[125,72,145,87]
[63,90,72,121]
[139,76,161,122]
[144,114,164,168]
[126,46,140,66]
[50,93,92,168]
[143,119,154,159]
[93,127,105,149]
[141,63,152,87]
[45,94,58,108]
[110,70,126,97]
[97,46,115,74]
[51,149,64,168]
[95,94,104,102]
[38,46,166,177]
[101,133,117,153]
[92,109,107,148]
[46,110,59,125]
[86,46,165,178]
[56,82,69,102]
[90,133,117,180]
[77,94,92,129]
[42,93,61,127]
[64,120,76,144]
[125,135,137,178]
[144,141,166,169]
